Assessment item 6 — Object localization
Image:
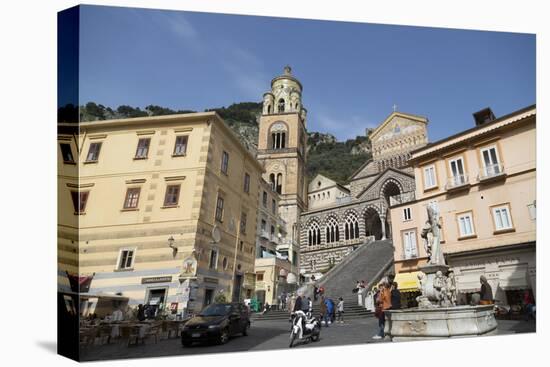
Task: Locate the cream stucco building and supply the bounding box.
[389,105,536,307]
[58,112,264,314]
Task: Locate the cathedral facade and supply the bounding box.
[299,111,429,275]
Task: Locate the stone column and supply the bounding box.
[380,215,387,240]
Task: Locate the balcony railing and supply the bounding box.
[260,230,270,239]
[445,174,469,191]
[389,191,416,206]
[478,164,505,181]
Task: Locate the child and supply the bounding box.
[337,297,345,324]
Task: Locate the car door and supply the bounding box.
[228,305,241,335]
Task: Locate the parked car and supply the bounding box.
[181,303,250,346]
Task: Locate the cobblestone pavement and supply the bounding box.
[79,318,536,361]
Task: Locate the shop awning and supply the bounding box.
[394,271,420,293]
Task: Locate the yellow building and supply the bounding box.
[58,111,263,314]
[389,105,536,307]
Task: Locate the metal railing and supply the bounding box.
[389,191,416,206]
[478,164,505,181]
[445,174,469,190]
[260,230,270,239]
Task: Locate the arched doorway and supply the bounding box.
[364,207,383,240]
[380,180,402,239]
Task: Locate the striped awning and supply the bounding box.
[394,271,420,293]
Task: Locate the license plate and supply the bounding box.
[192,333,201,338]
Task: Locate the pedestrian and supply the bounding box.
[137,304,146,322]
[523,290,535,321]
[319,296,329,327]
[301,294,309,314]
[288,293,296,314]
[307,297,313,316]
[337,297,345,324]
[372,282,391,339]
[313,285,319,301]
[479,275,493,305]
[326,297,335,324]
[294,294,303,313]
[390,282,402,310]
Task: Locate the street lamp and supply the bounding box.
[168,236,178,258]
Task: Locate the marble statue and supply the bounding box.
[420,205,445,265]
[446,271,457,306]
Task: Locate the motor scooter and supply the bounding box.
[289,310,320,348]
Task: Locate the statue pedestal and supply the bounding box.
[385,305,497,341]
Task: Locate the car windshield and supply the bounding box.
[199,304,232,316]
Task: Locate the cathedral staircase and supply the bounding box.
[251,239,395,321]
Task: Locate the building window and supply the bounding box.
[215,195,224,222]
[326,217,340,243]
[271,132,286,149]
[423,165,437,189]
[243,173,250,193]
[238,241,244,252]
[272,199,276,214]
[402,230,418,259]
[403,207,412,221]
[173,135,188,156]
[492,204,513,231]
[60,143,75,163]
[449,157,467,186]
[209,249,218,269]
[70,191,89,214]
[240,212,247,234]
[135,138,151,159]
[344,212,360,240]
[117,249,135,270]
[270,225,275,238]
[222,257,228,270]
[480,145,502,177]
[86,142,102,162]
[163,184,180,207]
[308,221,321,246]
[457,212,475,237]
[123,187,141,209]
[261,219,267,233]
[257,273,264,281]
[221,151,229,175]
[262,191,268,207]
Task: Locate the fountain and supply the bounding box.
[385,205,497,341]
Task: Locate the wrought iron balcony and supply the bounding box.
[260,230,270,239]
[445,174,470,191]
[389,191,416,206]
[478,164,506,182]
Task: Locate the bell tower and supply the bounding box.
[257,66,308,272]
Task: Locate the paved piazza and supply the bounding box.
[80,318,535,361]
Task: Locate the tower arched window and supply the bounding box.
[344,212,360,240]
[276,173,283,194]
[267,105,272,114]
[325,217,340,244]
[270,122,288,150]
[278,99,285,113]
[269,173,275,190]
[307,221,321,246]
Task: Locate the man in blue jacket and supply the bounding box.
[326,298,335,324]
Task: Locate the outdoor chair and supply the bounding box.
[143,324,162,344]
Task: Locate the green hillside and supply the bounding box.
[74,102,372,184]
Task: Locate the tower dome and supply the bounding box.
[263,66,303,114]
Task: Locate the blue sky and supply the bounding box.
[75,5,535,141]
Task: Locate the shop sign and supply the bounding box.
[170,302,178,314]
[141,276,172,284]
[203,277,219,284]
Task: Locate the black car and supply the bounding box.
[181,303,250,346]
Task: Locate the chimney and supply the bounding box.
[472,107,496,126]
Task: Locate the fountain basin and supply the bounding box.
[385,305,497,341]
